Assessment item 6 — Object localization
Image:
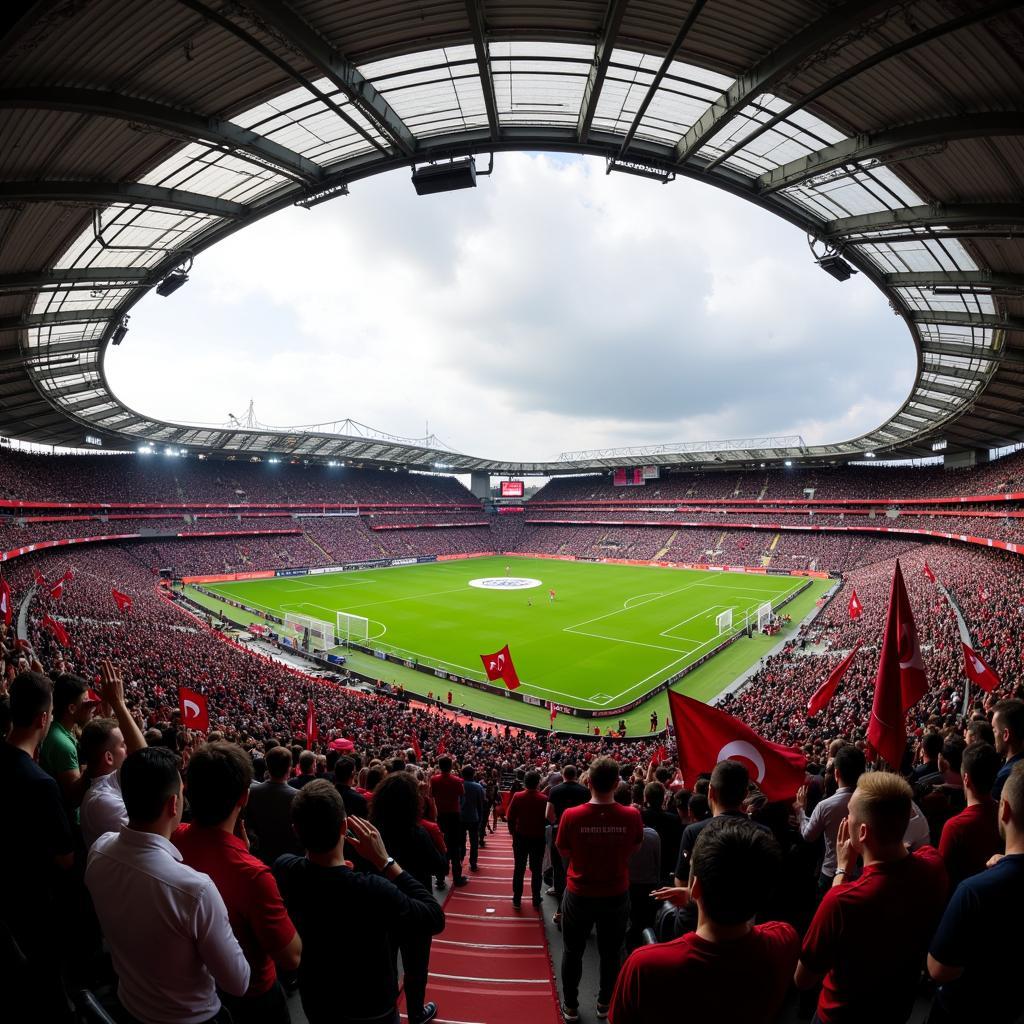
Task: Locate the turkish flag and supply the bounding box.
[651,744,669,765]
[923,563,936,584]
[808,639,862,718]
[32,568,45,587]
[480,644,521,690]
[42,614,69,647]
[410,733,422,760]
[49,580,64,601]
[0,578,11,626]
[179,687,210,732]
[61,569,74,583]
[848,590,863,620]
[305,700,318,743]
[962,642,1000,693]
[111,588,133,612]
[868,559,927,768]
[667,691,806,801]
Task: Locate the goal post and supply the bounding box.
[757,601,773,631]
[336,611,370,644]
[283,613,335,653]
[715,608,734,635]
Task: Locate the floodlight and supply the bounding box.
[111,316,129,346]
[784,460,793,467]
[816,255,858,282]
[156,270,189,297]
[412,158,477,195]
[268,457,281,464]
[864,451,876,458]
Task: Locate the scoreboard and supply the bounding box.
[501,480,525,497]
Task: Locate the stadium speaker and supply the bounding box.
[110,317,129,346]
[412,158,477,195]
[816,255,858,282]
[156,270,189,297]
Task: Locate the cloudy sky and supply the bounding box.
[107,153,913,462]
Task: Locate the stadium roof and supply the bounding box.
[1,0,1023,475]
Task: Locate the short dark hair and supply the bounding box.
[589,757,620,795]
[688,793,711,821]
[52,673,87,719]
[388,757,405,774]
[121,747,181,823]
[692,819,782,925]
[265,746,292,780]
[613,782,632,806]
[298,750,316,773]
[644,781,666,810]
[994,699,1024,741]
[292,779,346,853]
[334,756,355,784]
[562,764,577,781]
[1004,761,1024,822]
[524,769,540,789]
[438,755,453,773]
[80,717,119,767]
[710,760,749,808]
[834,744,866,787]
[185,742,253,827]
[462,765,476,781]
[921,732,943,760]
[941,736,966,775]
[966,719,995,746]
[962,741,1000,794]
[9,671,53,728]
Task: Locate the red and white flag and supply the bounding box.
[962,642,1001,693]
[61,569,74,583]
[651,744,669,766]
[480,644,521,690]
[305,700,318,744]
[111,588,133,612]
[667,691,806,801]
[923,563,936,584]
[49,580,64,601]
[0,578,11,626]
[978,586,989,603]
[42,614,69,647]
[868,559,928,768]
[32,568,46,587]
[848,589,863,620]
[179,687,210,732]
[807,639,862,718]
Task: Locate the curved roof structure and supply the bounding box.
[1,0,1023,475]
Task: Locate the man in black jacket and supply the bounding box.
[274,780,445,1024]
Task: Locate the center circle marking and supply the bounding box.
[469,577,543,590]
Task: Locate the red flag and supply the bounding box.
[962,642,1001,693]
[42,614,69,646]
[667,691,806,801]
[437,737,447,755]
[32,568,46,587]
[923,563,936,584]
[49,580,64,601]
[410,733,423,760]
[808,640,862,718]
[480,644,521,690]
[111,588,133,612]
[61,569,74,583]
[978,586,988,603]
[0,578,11,626]
[550,704,558,727]
[651,744,669,765]
[179,686,210,732]
[868,560,927,768]
[305,700,318,744]
[848,589,863,620]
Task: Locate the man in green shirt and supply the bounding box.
[40,673,97,810]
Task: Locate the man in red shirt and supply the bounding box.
[174,742,302,1023]
[556,757,643,1021]
[609,818,799,1024]
[507,769,547,908]
[796,771,948,1024]
[938,741,1002,888]
[429,755,468,888]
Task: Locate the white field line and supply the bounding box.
[658,604,731,639]
[563,627,700,656]
[562,578,707,631]
[623,591,664,609]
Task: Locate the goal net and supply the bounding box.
[336,611,370,644]
[757,601,773,631]
[715,608,734,635]
[283,614,335,653]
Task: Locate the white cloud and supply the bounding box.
[107,153,913,461]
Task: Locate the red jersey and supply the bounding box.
[609,922,799,1024]
[556,801,643,898]
[172,824,296,996]
[938,799,1002,888]
[507,788,547,840]
[430,772,464,815]
[800,846,948,1024]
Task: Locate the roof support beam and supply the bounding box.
[922,362,989,382]
[577,0,630,143]
[758,113,1024,193]
[823,204,1024,239]
[239,0,415,156]
[914,310,1024,332]
[465,0,500,140]
[615,0,705,158]
[673,0,900,164]
[0,268,151,292]
[884,270,1024,290]
[0,180,249,218]
[0,309,111,331]
[0,87,323,184]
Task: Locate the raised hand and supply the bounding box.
[345,815,391,870]
[651,886,690,908]
[835,815,857,874]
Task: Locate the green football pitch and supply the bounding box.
[188,556,831,724]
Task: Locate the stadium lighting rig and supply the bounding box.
[155,256,194,297]
[411,154,492,195]
[110,315,129,346]
[808,237,858,282]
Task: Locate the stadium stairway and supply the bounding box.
[400,830,562,1024]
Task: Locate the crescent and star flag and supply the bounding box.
[178,687,210,732]
[49,580,64,601]
[848,590,863,620]
[923,563,936,584]
[481,644,520,690]
[0,578,11,626]
[42,614,69,647]
[808,639,863,718]
[111,588,133,612]
[667,690,806,801]
[305,700,318,744]
[868,559,928,768]
[962,642,1001,693]
[32,568,45,587]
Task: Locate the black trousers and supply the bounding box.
[462,820,480,868]
[438,812,465,879]
[221,981,291,1024]
[398,932,432,1022]
[512,835,545,903]
[560,889,629,1008]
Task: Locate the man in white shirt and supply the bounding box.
[86,746,250,1024]
[794,745,865,894]
[79,660,147,849]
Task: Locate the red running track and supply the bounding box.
[400,830,562,1024]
